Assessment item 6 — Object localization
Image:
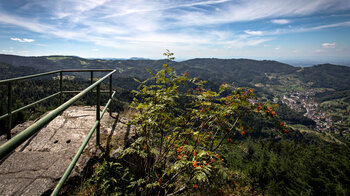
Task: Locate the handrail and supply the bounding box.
[0,92,61,121]
[0,69,116,160]
[0,69,117,195]
[58,69,114,73]
[0,69,114,84]
[51,90,116,195]
[0,70,60,84]
[0,69,115,140]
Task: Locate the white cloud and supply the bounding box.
[10,38,35,42]
[310,21,350,30]
[1,0,350,57]
[224,38,272,48]
[101,0,230,19]
[322,42,336,48]
[171,0,350,26]
[2,49,14,53]
[244,30,263,36]
[0,12,51,33]
[92,48,99,51]
[275,47,280,50]
[271,19,290,24]
[252,21,350,36]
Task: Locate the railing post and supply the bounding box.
[90,71,93,106]
[109,75,112,116]
[7,82,12,140]
[59,71,63,105]
[96,84,100,146]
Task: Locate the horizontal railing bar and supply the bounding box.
[51,120,99,196]
[0,69,115,84]
[0,113,7,121]
[61,69,114,72]
[0,70,60,84]
[52,91,116,196]
[0,92,61,121]
[0,70,116,160]
[62,90,111,94]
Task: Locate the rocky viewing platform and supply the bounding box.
[0,106,135,196]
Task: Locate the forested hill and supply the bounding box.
[1,54,350,90]
[295,64,350,90]
[0,54,297,74]
[183,58,297,73]
[180,58,298,85]
[0,62,40,79]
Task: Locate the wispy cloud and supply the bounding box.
[308,21,350,31]
[247,21,350,36]
[2,49,14,53]
[244,30,263,36]
[10,38,35,42]
[101,0,230,19]
[322,42,336,48]
[271,19,290,24]
[0,12,51,33]
[170,0,350,26]
[1,0,350,57]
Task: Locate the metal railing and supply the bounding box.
[0,69,114,139]
[0,69,117,195]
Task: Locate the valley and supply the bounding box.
[259,72,350,142]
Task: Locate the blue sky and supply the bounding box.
[0,0,350,64]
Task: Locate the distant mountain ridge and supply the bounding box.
[87,57,151,60]
[1,54,350,90]
[0,54,298,72]
[1,54,350,142]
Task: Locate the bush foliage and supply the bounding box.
[86,51,350,195]
[88,51,285,195]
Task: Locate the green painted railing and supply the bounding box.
[0,69,114,139]
[0,69,116,195]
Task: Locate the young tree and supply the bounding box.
[119,50,285,195]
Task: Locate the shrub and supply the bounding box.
[119,50,284,195]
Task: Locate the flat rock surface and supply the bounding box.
[0,106,135,196]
